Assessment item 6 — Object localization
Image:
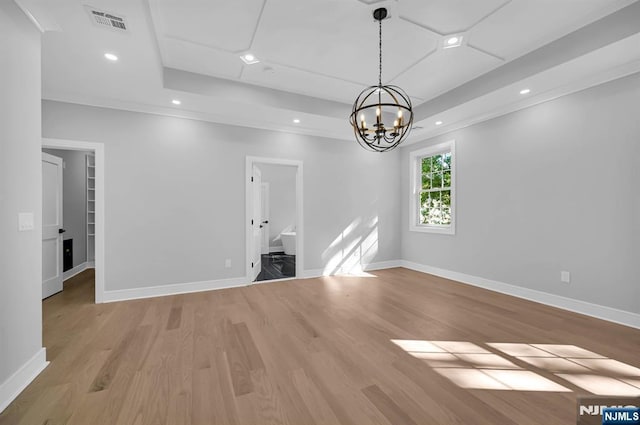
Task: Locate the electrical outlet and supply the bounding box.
[225,259,232,268]
[561,271,571,283]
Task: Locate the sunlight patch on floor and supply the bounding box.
[392,340,640,395]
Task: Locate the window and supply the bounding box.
[409,141,455,234]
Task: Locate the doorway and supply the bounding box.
[245,157,303,283]
[42,138,105,303]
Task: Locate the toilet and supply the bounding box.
[280,231,296,255]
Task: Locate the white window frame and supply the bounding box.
[409,140,456,234]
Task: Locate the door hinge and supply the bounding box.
[251,262,254,268]
[251,176,254,182]
[251,219,254,225]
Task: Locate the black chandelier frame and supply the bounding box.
[349,7,414,153]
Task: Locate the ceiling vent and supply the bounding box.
[84,5,128,32]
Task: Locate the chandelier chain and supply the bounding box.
[378,17,382,87]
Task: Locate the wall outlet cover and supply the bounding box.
[561,271,571,283]
[18,212,35,231]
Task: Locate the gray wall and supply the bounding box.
[0,2,43,384]
[257,164,297,250]
[42,149,90,268]
[401,71,640,314]
[42,101,401,290]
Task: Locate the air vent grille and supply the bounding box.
[85,6,128,31]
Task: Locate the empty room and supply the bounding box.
[1,0,640,424]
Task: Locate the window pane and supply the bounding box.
[443,152,451,170]
[422,173,431,190]
[443,170,451,187]
[442,190,451,207]
[431,207,443,224]
[421,157,431,174]
[431,191,441,208]
[420,192,429,223]
[420,192,429,207]
[432,172,442,188]
[432,154,443,172]
[441,204,452,225]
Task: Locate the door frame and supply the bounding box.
[245,156,303,283]
[260,182,270,255]
[42,138,105,304]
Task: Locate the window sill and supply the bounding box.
[409,224,455,235]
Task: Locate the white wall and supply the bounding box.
[42,101,401,290]
[42,149,90,268]
[0,0,45,394]
[401,71,640,315]
[257,164,296,250]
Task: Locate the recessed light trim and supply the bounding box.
[520,88,531,95]
[104,52,118,61]
[435,121,443,126]
[293,119,300,124]
[172,99,181,105]
[443,35,463,49]
[240,53,260,65]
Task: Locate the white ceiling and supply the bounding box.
[17,0,640,143]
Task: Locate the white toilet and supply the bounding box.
[280,231,296,255]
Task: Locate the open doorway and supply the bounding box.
[42,138,104,303]
[41,149,95,298]
[246,157,303,283]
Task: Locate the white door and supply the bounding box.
[42,152,64,299]
[251,166,262,281]
[260,183,270,255]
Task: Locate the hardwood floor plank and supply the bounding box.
[362,384,419,425]
[223,319,254,397]
[2,268,640,425]
[166,305,183,331]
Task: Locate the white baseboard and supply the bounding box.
[63,262,94,281]
[102,276,248,303]
[0,348,48,413]
[303,260,402,279]
[400,260,640,330]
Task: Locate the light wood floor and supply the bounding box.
[2,268,639,424]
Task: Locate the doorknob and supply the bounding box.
[259,225,264,228]
[58,228,66,234]
[262,220,269,224]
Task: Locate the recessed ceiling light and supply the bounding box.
[443,35,463,49]
[172,99,181,105]
[104,52,118,61]
[520,88,531,95]
[240,53,260,65]
[293,119,300,124]
[435,121,443,126]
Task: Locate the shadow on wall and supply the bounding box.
[321,213,379,276]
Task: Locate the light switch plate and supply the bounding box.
[561,271,571,283]
[18,212,35,231]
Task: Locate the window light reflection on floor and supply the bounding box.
[391,340,640,395]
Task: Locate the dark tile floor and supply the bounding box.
[256,252,296,281]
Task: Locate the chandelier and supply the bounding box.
[350,7,413,152]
